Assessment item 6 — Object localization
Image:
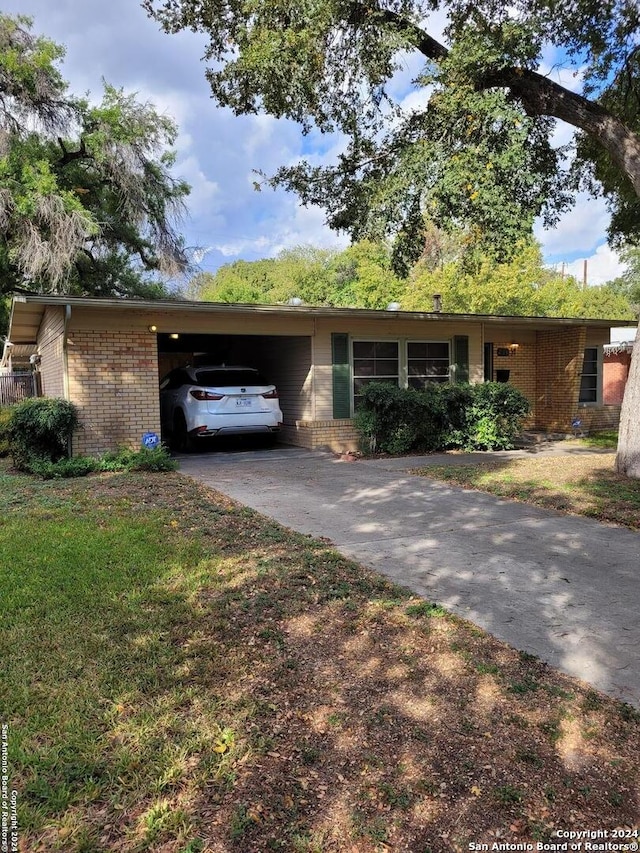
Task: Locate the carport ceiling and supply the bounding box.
[157,333,227,353]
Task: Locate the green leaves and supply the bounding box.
[146,0,640,258]
[191,240,402,308]
[191,235,635,319]
[404,238,635,319]
[0,13,189,298]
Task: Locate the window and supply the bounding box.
[579,347,599,404]
[351,339,452,409]
[352,340,399,408]
[407,341,450,389]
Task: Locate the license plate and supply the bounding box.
[236,398,253,408]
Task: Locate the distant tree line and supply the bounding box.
[189,236,635,321]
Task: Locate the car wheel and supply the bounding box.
[172,411,194,453]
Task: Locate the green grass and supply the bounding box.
[412,452,640,529]
[0,469,234,848]
[578,430,619,449]
[2,462,639,851]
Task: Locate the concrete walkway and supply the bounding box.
[178,445,640,709]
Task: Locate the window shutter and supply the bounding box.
[453,336,469,384]
[332,333,351,418]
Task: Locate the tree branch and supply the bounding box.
[376,5,640,197]
[482,68,640,197]
[376,7,448,61]
[57,137,88,166]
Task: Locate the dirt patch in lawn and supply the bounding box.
[412,451,640,530]
[1,463,638,852]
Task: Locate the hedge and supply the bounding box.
[354,382,530,454]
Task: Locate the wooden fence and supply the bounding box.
[0,372,40,406]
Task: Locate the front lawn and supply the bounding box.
[1,461,638,851]
[411,448,640,529]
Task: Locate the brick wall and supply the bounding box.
[490,340,538,427]
[281,419,359,452]
[575,405,622,432]
[604,351,631,405]
[67,329,160,456]
[534,327,586,431]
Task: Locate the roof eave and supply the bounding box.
[7,294,637,344]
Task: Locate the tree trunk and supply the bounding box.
[615,328,640,477]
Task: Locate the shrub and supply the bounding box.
[27,446,178,479]
[8,398,80,469]
[97,446,178,473]
[354,383,448,454]
[437,384,474,448]
[465,383,530,450]
[353,381,530,455]
[28,456,98,480]
[0,406,13,457]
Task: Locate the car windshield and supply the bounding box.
[194,369,269,387]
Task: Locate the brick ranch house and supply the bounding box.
[3,294,636,455]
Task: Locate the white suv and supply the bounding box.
[160,365,283,451]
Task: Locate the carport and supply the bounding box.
[156,331,313,439]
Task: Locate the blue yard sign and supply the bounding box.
[142,432,160,449]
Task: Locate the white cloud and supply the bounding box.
[213,236,272,258]
[176,155,220,216]
[243,114,280,157]
[267,205,349,256]
[538,55,586,94]
[564,244,625,286]
[535,193,611,257]
[399,87,433,116]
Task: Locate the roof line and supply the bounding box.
[10,294,637,327]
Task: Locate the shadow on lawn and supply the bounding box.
[2,468,639,852]
[415,451,640,529]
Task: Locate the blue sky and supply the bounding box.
[4,0,627,286]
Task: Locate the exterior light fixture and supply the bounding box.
[148,324,157,333]
[509,343,520,354]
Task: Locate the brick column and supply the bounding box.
[68,330,160,456]
[535,327,586,431]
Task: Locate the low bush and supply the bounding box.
[97,446,178,473]
[437,384,474,448]
[28,456,98,480]
[26,445,178,479]
[353,383,448,454]
[8,397,80,469]
[465,383,531,450]
[354,381,530,455]
[5,397,180,477]
[0,406,13,457]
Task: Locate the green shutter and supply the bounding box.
[453,335,469,384]
[331,333,351,418]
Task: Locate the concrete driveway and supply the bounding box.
[178,445,640,709]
